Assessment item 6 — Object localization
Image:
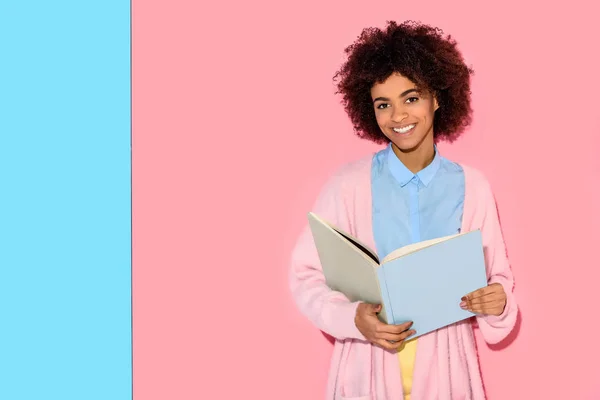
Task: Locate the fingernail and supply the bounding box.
[460,301,467,308]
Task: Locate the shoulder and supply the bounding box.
[457,163,499,215]
[460,163,486,181]
[325,152,375,192]
[312,152,374,209]
[310,152,375,226]
[336,152,375,176]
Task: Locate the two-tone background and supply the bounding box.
[1,1,599,399]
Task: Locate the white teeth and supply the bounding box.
[393,124,415,133]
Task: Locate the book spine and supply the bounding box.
[376,266,394,325]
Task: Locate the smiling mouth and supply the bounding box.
[392,124,416,134]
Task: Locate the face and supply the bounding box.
[370,73,439,152]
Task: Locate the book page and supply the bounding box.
[307,212,379,264]
[331,227,379,264]
[381,232,464,264]
[307,212,386,320]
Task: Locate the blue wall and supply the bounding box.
[0,2,131,399]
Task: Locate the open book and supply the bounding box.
[307,212,488,339]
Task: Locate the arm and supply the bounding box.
[474,179,518,345]
[288,174,367,341]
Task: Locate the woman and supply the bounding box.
[289,20,518,400]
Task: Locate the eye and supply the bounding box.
[405,96,419,104]
[376,103,390,109]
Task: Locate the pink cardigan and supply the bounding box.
[289,154,518,400]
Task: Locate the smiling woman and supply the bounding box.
[370,74,440,173]
[333,21,474,144]
[289,20,518,400]
[332,20,474,174]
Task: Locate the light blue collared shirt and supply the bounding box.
[371,144,465,260]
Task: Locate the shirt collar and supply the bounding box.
[386,143,441,187]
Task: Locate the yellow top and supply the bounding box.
[398,338,417,400]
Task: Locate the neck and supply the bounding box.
[391,137,436,174]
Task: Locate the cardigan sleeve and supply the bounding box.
[288,171,367,341]
[473,176,518,345]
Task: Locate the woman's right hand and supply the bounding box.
[354,303,416,351]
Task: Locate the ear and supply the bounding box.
[433,93,440,111]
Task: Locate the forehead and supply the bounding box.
[371,73,418,95]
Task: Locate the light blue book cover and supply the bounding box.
[376,230,488,338]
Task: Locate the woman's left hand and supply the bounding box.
[460,283,506,316]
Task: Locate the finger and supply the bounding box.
[376,331,417,351]
[485,284,503,295]
[460,292,494,309]
[463,287,491,300]
[375,320,413,335]
[463,284,503,301]
[363,303,381,315]
[376,329,416,343]
[466,294,505,306]
[397,329,416,342]
[376,336,413,351]
[460,292,495,308]
[467,302,505,316]
[358,303,382,317]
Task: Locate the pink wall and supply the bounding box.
[133,1,600,399]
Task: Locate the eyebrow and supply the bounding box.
[372,88,419,103]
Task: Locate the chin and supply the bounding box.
[387,127,431,153]
[390,137,423,153]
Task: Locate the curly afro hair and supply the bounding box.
[333,20,474,144]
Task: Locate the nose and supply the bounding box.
[391,107,408,123]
